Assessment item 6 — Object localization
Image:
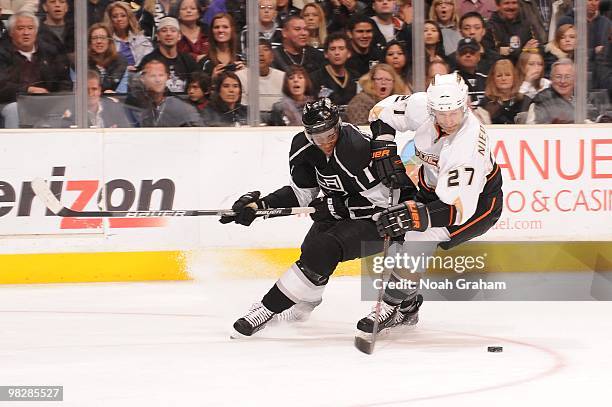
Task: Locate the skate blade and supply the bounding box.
[230,328,250,339]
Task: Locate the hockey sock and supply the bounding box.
[382,271,419,306]
[262,284,296,314]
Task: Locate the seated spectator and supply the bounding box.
[544,23,575,76]
[104,1,153,71]
[346,63,407,124]
[88,23,128,93]
[429,0,462,55]
[269,64,314,125]
[457,0,496,20]
[138,16,199,93]
[0,11,72,128]
[186,71,210,112]
[138,0,177,38]
[484,0,540,63]
[128,59,202,126]
[38,0,74,62]
[557,0,610,61]
[275,0,299,28]
[526,58,575,124]
[346,15,384,78]
[200,13,245,79]
[454,37,487,105]
[370,0,412,54]
[174,0,208,63]
[426,59,450,84]
[301,2,326,50]
[201,71,248,126]
[89,0,112,26]
[324,0,366,33]
[397,0,413,25]
[547,0,575,43]
[448,11,499,74]
[310,32,358,106]
[272,15,325,74]
[235,37,284,121]
[239,0,283,51]
[517,50,550,99]
[381,40,412,90]
[85,69,131,127]
[477,59,531,124]
[424,20,447,64]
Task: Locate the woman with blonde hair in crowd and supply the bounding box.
[269,64,315,126]
[301,2,327,50]
[104,1,153,71]
[428,0,461,55]
[200,13,245,79]
[88,23,129,93]
[477,59,531,124]
[516,50,551,99]
[544,23,576,76]
[346,63,408,125]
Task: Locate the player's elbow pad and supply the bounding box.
[370,119,396,140]
[426,200,458,227]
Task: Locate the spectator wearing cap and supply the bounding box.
[456,0,496,20]
[448,11,499,74]
[138,16,198,93]
[272,15,325,74]
[200,13,245,80]
[526,58,576,124]
[0,11,72,128]
[346,15,384,77]
[235,37,284,122]
[454,37,487,106]
[240,0,283,52]
[175,0,209,63]
[370,0,412,55]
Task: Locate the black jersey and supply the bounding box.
[264,122,412,219]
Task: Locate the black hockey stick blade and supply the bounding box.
[31,178,315,218]
[354,334,375,354]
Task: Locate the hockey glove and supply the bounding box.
[219,191,266,226]
[309,196,350,222]
[371,138,412,188]
[375,201,430,237]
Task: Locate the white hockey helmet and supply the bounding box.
[426,73,469,114]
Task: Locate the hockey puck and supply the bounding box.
[488,346,503,352]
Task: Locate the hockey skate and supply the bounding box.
[231,302,276,338]
[356,294,423,335]
[272,299,322,323]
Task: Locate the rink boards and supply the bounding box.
[0,126,610,283]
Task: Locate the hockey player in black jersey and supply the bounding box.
[222,98,417,338]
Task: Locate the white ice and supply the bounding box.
[1,275,611,407]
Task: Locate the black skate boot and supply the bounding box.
[356,301,401,334]
[396,294,423,327]
[231,302,276,338]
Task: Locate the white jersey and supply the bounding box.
[369,92,496,225]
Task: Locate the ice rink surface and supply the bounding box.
[1,276,611,407]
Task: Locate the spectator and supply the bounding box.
[558,0,610,61]
[346,63,407,124]
[186,71,210,112]
[88,23,128,93]
[139,0,178,38]
[0,0,38,15]
[84,69,131,127]
[544,23,575,76]
[325,0,367,33]
[175,0,209,63]
[517,50,550,98]
[310,32,358,106]
[429,0,462,55]
[477,59,531,123]
[235,37,284,121]
[139,16,199,93]
[547,0,574,43]
[0,11,71,128]
[38,0,74,61]
[268,64,314,125]
[457,0,496,20]
[239,0,283,52]
[201,13,245,79]
[381,40,412,90]
[201,70,248,126]
[275,0,299,27]
[526,58,575,124]
[454,37,487,105]
[88,0,112,26]
[346,15,384,77]
[485,0,540,63]
[426,59,450,84]
[397,0,413,25]
[272,15,325,73]
[104,1,153,71]
[424,20,447,64]
[130,59,202,126]
[520,0,555,45]
[370,0,412,53]
[592,31,611,101]
[448,11,499,74]
[301,2,326,50]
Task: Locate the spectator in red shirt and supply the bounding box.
[176,0,209,63]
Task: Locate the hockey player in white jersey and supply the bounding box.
[356,72,503,336]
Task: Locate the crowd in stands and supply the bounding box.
[0,0,610,128]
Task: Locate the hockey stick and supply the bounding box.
[354,183,395,355]
[31,178,315,218]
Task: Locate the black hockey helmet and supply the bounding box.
[302,98,340,144]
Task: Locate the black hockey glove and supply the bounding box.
[371,138,412,188]
[375,201,430,237]
[309,196,349,222]
[219,191,266,226]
